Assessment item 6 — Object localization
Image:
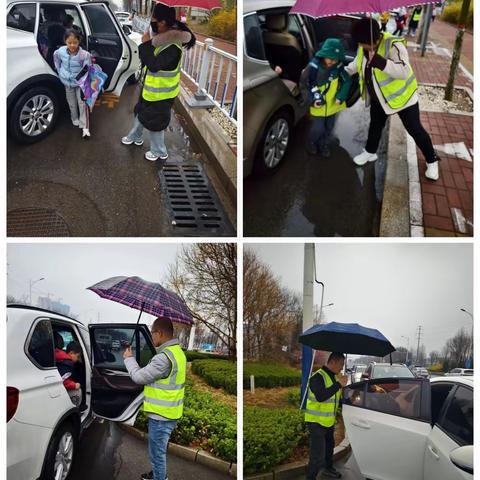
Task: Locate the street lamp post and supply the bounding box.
[29,277,45,305]
[401,335,410,364]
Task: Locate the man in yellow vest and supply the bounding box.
[305,352,348,479]
[346,17,440,181]
[123,317,186,480]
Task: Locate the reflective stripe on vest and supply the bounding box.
[412,11,421,22]
[309,76,346,117]
[142,43,183,102]
[304,368,341,427]
[357,33,417,110]
[143,344,186,420]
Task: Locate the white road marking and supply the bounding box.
[434,142,472,162]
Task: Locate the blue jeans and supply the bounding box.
[126,116,168,157]
[148,417,177,480]
[308,115,337,148]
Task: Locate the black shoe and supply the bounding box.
[323,466,342,478]
[320,144,331,157]
[328,136,340,146]
[306,142,318,155]
[140,472,153,480]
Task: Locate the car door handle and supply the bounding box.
[102,369,131,376]
[351,419,371,430]
[427,445,440,460]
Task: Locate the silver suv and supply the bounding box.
[243,0,360,176]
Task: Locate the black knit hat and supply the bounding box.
[351,17,381,44]
[153,3,176,26]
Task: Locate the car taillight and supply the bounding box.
[7,387,19,422]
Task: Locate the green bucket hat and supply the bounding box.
[315,38,346,62]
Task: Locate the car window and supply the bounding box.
[91,327,156,371]
[27,319,55,368]
[438,386,473,445]
[311,15,358,54]
[431,382,455,424]
[464,369,473,375]
[7,3,37,32]
[82,4,118,35]
[244,13,267,61]
[373,365,414,378]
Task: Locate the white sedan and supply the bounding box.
[342,376,473,480]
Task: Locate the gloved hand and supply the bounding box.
[369,53,387,70]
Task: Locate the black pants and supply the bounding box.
[365,101,437,163]
[306,423,335,480]
[381,22,387,32]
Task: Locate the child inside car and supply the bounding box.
[55,340,83,407]
[53,29,92,139]
[303,38,352,157]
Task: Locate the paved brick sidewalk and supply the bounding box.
[403,38,474,237]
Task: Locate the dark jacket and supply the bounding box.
[309,366,341,403]
[55,348,77,390]
[135,40,181,132]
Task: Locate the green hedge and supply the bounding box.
[135,384,236,463]
[286,387,301,407]
[244,406,307,474]
[243,363,302,389]
[184,350,230,361]
[191,359,237,395]
[442,1,473,30]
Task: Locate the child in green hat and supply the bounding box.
[306,38,352,157]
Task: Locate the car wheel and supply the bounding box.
[43,422,76,480]
[254,111,291,175]
[9,86,59,144]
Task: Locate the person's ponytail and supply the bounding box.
[173,21,196,50]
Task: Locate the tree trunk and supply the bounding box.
[444,0,471,101]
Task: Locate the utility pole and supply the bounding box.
[415,326,423,364]
[188,323,196,351]
[445,0,471,100]
[302,244,314,332]
[419,3,433,57]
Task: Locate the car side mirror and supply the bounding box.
[361,373,369,379]
[449,445,473,474]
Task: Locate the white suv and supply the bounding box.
[7,0,140,144]
[342,375,473,479]
[7,304,158,480]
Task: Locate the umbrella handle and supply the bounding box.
[129,302,145,346]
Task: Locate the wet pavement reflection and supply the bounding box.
[69,420,231,480]
[244,101,388,237]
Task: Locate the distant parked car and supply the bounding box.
[362,362,415,380]
[445,368,473,377]
[411,366,430,379]
[350,364,367,383]
[114,11,132,27]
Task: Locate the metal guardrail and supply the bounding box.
[132,17,237,125]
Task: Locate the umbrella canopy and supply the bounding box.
[154,0,222,11]
[291,0,435,18]
[299,322,395,357]
[88,276,193,325]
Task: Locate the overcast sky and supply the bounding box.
[248,243,473,354]
[7,243,183,326]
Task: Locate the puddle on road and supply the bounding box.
[244,101,387,237]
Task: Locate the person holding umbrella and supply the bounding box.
[305,352,348,479]
[121,3,195,161]
[123,317,187,480]
[346,17,440,180]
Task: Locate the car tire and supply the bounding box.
[254,110,292,176]
[42,421,77,480]
[9,86,59,144]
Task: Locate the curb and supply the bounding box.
[246,438,351,480]
[175,86,237,213]
[118,423,237,477]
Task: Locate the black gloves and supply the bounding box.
[370,53,387,70]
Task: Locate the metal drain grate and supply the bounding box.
[160,163,234,236]
[8,208,71,237]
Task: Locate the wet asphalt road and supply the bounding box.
[293,452,365,480]
[244,100,388,237]
[7,84,221,237]
[69,420,231,480]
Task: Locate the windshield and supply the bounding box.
[373,365,414,378]
[355,365,367,373]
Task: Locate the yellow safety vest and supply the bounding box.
[357,33,417,110]
[305,367,341,427]
[142,43,183,102]
[310,76,347,117]
[412,10,421,22]
[143,344,186,420]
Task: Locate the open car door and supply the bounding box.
[88,323,156,424]
[80,2,139,95]
[342,378,432,480]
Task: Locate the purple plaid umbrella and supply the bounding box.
[88,276,193,325]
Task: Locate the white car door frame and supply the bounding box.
[342,378,432,480]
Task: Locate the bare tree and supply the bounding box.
[167,244,237,357]
[429,350,441,365]
[443,327,472,371]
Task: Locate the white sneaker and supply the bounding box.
[82,128,91,138]
[353,149,378,166]
[145,151,168,161]
[425,160,439,181]
[121,136,144,146]
[72,119,79,127]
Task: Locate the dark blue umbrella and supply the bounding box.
[300,321,395,356]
